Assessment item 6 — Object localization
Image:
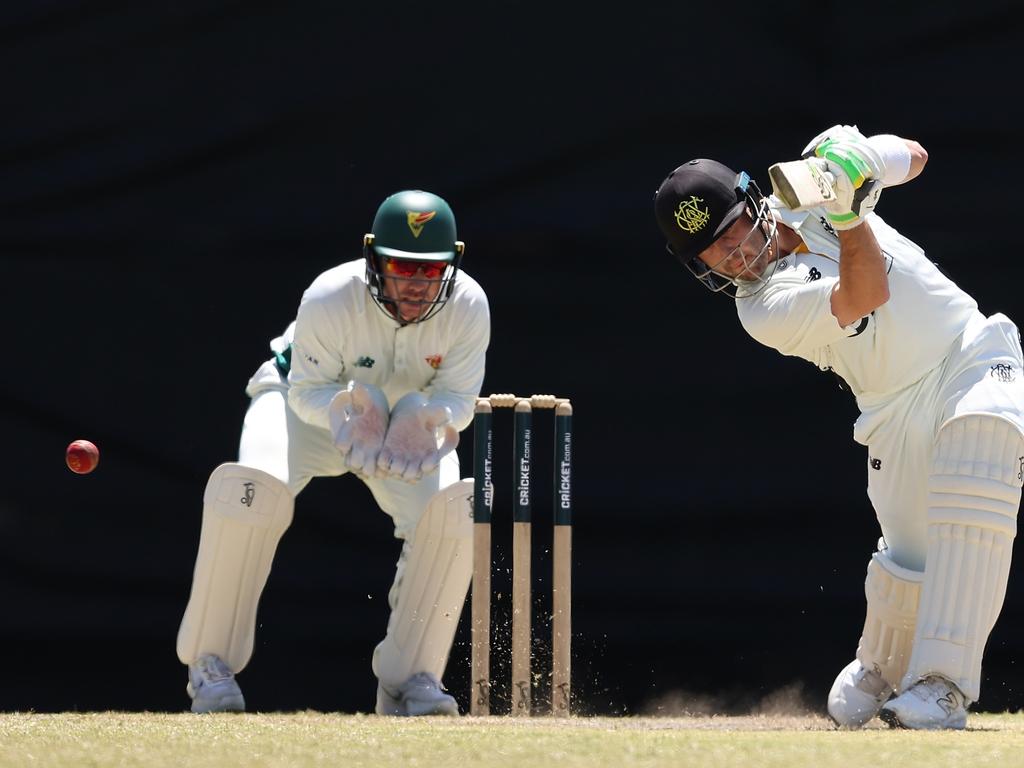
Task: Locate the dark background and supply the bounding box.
[2,1,1022,716]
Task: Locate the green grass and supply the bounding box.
[2,712,1024,768]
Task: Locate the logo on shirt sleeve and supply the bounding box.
[355,356,375,368]
[425,354,442,369]
[990,363,1016,383]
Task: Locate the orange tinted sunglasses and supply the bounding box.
[382,257,447,279]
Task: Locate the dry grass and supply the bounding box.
[2,712,1024,768]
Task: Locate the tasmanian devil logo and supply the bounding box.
[407,210,436,238]
[425,354,442,369]
[240,482,256,507]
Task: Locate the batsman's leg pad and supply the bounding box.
[373,479,474,691]
[856,546,923,689]
[901,415,1023,703]
[177,462,294,673]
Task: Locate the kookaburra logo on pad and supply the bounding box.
[240,482,256,507]
[407,210,436,238]
[674,196,710,234]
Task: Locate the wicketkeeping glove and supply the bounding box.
[328,381,390,477]
[376,392,459,483]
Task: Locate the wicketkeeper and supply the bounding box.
[654,125,1024,729]
[176,189,490,715]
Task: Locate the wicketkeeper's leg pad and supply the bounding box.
[177,462,294,673]
[856,545,923,689]
[372,479,474,690]
[901,415,1023,703]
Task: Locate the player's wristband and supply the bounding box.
[867,134,912,186]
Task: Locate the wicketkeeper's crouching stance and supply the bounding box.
[655,124,1024,729]
[177,190,490,715]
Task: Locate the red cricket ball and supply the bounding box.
[66,439,100,474]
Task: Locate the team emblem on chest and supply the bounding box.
[425,354,442,369]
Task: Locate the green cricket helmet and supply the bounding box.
[364,189,465,323]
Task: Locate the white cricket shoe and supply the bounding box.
[827,660,894,728]
[187,654,245,713]
[879,676,968,730]
[376,672,459,716]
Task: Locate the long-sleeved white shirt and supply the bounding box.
[737,202,979,403]
[287,259,490,432]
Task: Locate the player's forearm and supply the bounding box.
[287,381,341,430]
[831,222,890,327]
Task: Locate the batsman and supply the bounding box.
[654,126,1024,729]
[176,190,490,715]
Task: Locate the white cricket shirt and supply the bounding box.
[736,201,979,403]
[287,259,490,432]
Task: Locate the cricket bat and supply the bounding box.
[768,159,838,211]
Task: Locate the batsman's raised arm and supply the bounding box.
[832,222,889,328]
[828,133,926,327]
[790,126,928,328]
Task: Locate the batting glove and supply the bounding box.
[804,131,886,230]
[810,156,883,230]
[800,124,870,158]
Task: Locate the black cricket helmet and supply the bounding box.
[654,159,777,298]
